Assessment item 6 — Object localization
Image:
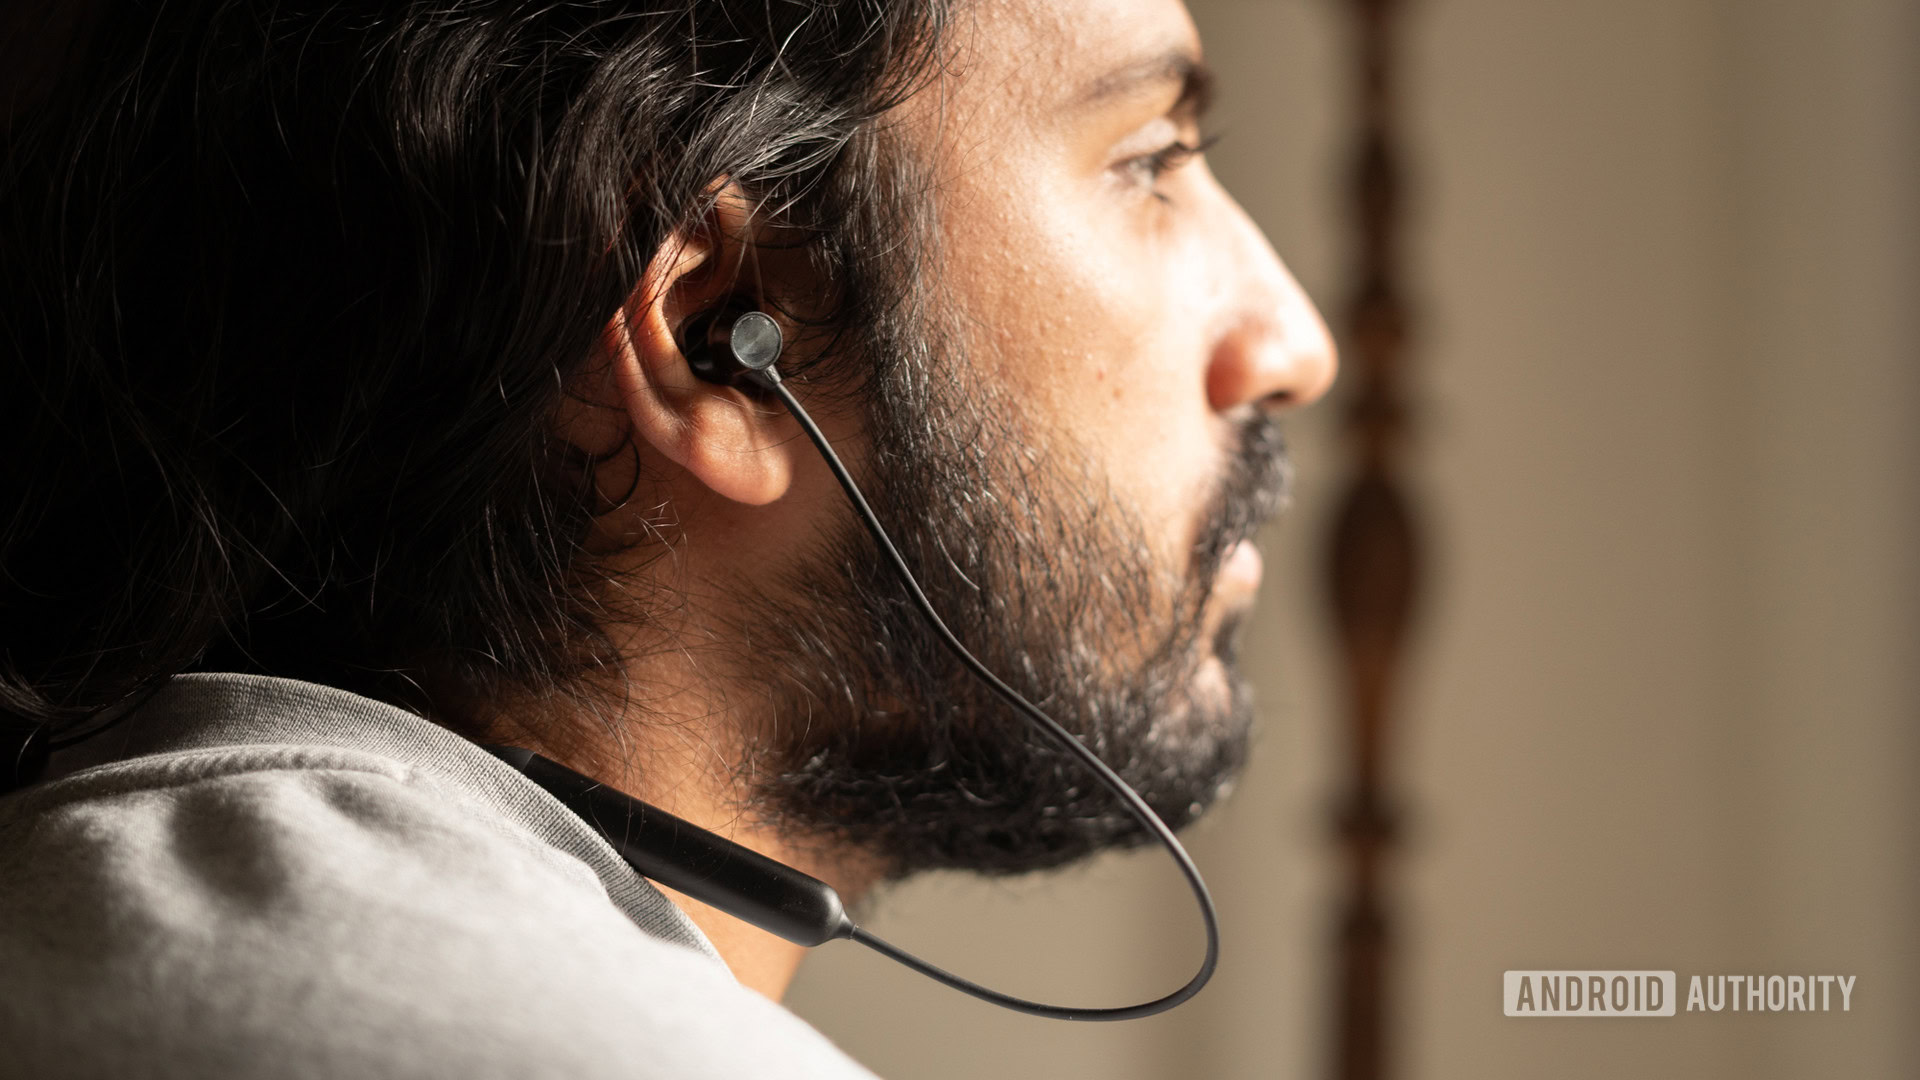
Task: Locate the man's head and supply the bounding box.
[1,0,1331,879]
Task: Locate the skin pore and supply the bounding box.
[494,0,1335,1000]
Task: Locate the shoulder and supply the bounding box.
[0,748,876,1080]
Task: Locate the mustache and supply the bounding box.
[1191,411,1293,584]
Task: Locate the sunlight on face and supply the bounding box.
[736,0,1339,877]
[899,0,1335,650]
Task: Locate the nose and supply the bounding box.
[1204,209,1337,415]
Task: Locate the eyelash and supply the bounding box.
[1124,132,1221,200]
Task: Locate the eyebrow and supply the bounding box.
[1069,46,1216,119]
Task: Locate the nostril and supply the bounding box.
[1259,389,1294,411]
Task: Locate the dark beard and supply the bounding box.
[727,313,1292,879]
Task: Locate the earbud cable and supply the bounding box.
[750,368,1220,1022]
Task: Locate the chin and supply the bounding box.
[758,651,1258,880]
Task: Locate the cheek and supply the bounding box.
[944,187,1227,564]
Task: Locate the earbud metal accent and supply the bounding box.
[727,311,783,372]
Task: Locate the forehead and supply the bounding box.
[944,0,1202,119]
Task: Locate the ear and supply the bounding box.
[585,188,799,507]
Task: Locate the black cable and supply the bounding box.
[749,367,1220,1022]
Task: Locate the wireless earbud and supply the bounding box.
[685,308,784,390]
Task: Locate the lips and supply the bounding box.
[1220,537,1263,593]
[1190,411,1291,589]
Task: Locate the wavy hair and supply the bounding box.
[0,0,951,741]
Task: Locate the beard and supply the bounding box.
[724,298,1292,880]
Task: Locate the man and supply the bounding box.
[0,0,1333,1074]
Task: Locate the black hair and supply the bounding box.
[0,0,950,741]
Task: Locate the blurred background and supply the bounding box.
[786,0,1919,1076]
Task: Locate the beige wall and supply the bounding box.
[785,1,1919,1077]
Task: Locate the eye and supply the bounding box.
[1120,132,1221,201]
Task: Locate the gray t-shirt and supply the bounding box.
[0,673,878,1079]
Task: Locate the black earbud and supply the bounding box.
[684,308,784,391]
